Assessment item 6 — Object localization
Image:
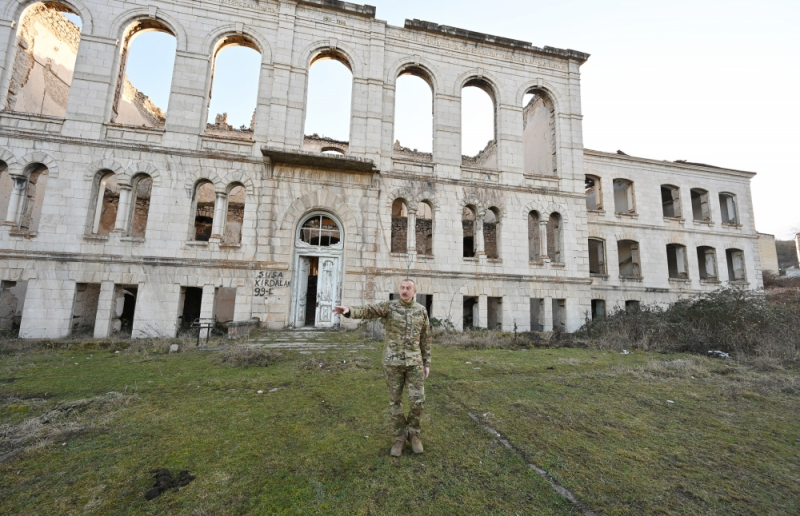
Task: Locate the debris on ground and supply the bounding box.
[145,469,196,500]
[708,350,731,359]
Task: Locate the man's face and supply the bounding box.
[399,281,416,302]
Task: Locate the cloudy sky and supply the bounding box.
[120,0,799,238]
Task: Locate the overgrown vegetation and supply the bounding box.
[218,345,283,368]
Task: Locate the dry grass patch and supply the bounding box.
[218,345,283,368]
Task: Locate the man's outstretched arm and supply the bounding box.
[333,302,390,320]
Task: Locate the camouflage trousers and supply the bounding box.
[383,365,425,438]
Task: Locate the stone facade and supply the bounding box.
[0,0,763,339]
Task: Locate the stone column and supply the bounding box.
[93,281,116,338]
[475,212,485,256]
[164,50,213,141]
[542,296,553,332]
[113,185,133,233]
[210,192,227,240]
[19,279,76,339]
[539,218,550,262]
[232,285,253,323]
[407,208,417,254]
[4,176,26,225]
[477,295,488,329]
[199,285,217,340]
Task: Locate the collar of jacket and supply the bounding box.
[398,299,415,308]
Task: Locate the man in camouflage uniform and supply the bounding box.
[333,279,431,456]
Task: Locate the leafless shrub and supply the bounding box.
[219,346,283,368]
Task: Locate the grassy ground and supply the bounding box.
[1,332,798,515]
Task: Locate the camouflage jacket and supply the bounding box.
[347,300,431,367]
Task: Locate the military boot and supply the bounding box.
[408,432,424,454]
[390,430,407,457]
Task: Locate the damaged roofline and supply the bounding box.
[261,146,377,172]
[404,19,590,63]
[584,149,757,178]
[297,0,376,18]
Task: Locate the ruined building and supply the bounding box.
[0,0,763,338]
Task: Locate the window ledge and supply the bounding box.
[202,133,254,143]
[530,260,544,266]
[614,212,638,219]
[186,241,209,247]
[729,280,748,285]
[219,243,242,249]
[587,209,605,215]
[390,252,409,257]
[487,258,503,264]
[463,257,479,262]
[83,234,108,242]
[550,262,566,268]
[120,237,145,244]
[590,273,609,279]
[700,278,721,285]
[692,219,714,226]
[722,223,742,229]
[663,216,684,223]
[416,254,434,260]
[668,277,690,283]
[619,275,643,282]
[9,229,35,238]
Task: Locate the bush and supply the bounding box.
[219,346,282,368]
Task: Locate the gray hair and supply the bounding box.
[400,278,416,287]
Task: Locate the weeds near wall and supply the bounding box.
[218,346,283,368]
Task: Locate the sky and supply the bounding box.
[101,0,799,238]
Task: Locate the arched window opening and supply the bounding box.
[618,240,641,278]
[224,184,246,245]
[613,179,635,214]
[304,54,352,150]
[484,207,500,259]
[462,206,476,258]
[6,3,82,117]
[391,199,408,253]
[528,211,541,261]
[726,248,746,281]
[19,165,48,233]
[112,21,177,128]
[0,161,12,221]
[691,189,710,221]
[461,80,496,168]
[661,185,681,218]
[585,175,602,210]
[589,238,606,275]
[91,171,119,235]
[546,212,562,263]
[523,90,557,177]
[299,214,341,247]
[697,246,717,280]
[192,182,215,242]
[206,39,261,139]
[394,70,433,161]
[321,148,345,155]
[719,193,738,224]
[416,201,433,256]
[129,174,152,238]
[666,244,688,279]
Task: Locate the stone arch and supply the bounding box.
[386,186,415,210]
[109,8,188,51]
[203,25,272,63]
[4,0,94,34]
[0,149,21,175]
[278,190,359,240]
[615,231,640,243]
[417,191,439,212]
[385,56,441,93]
[220,170,256,195]
[516,79,564,114]
[453,69,503,105]
[84,158,125,180]
[297,39,361,78]
[184,171,224,196]
[125,162,160,187]
[20,151,58,178]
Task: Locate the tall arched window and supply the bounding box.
[391,199,408,253]
[394,68,433,160]
[618,240,641,278]
[462,206,477,258]
[484,207,500,259]
[6,3,82,117]
[697,246,718,280]
[661,185,681,218]
[416,201,433,256]
[90,171,119,235]
[547,212,562,263]
[304,52,353,150]
[666,244,688,279]
[461,80,496,168]
[206,37,261,138]
[0,161,13,223]
[613,179,635,214]
[523,89,557,177]
[726,248,746,281]
[585,175,602,210]
[19,165,48,233]
[112,20,177,127]
[224,183,246,245]
[719,193,739,224]
[528,210,541,261]
[192,181,215,242]
[691,189,711,221]
[129,174,152,238]
[298,214,341,247]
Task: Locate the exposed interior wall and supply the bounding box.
[756,233,779,274]
[0,280,28,330]
[130,176,152,238]
[72,283,101,334]
[0,167,13,219]
[6,3,80,116]
[206,112,255,140]
[20,166,48,232]
[552,298,566,331]
[530,298,543,330]
[523,94,556,176]
[618,240,641,277]
[462,207,476,257]
[528,211,540,261]
[303,134,349,154]
[588,239,605,274]
[213,287,236,323]
[93,173,119,236]
[393,140,432,162]
[194,183,215,241]
[415,217,433,255]
[483,211,498,259]
[585,175,601,210]
[463,296,478,329]
[114,76,166,127]
[462,139,497,168]
[546,213,561,262]
[613,179,635,213]
[487,296,502,330]
[224,185,245,244]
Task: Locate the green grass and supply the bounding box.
[1,333,798,515]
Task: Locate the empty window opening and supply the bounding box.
[192,182,215,241]
[111,285,137,335]
[19,165,48,233]
[91,171,119,236]
[299,215,341,247]
[487,297,502,330]
[588,238,606,275]
[613,179,635,214]
[206,39,261,138]
[416,294,433,318]
[224,184,246,245]
[129,174,152,238]
[530,298,544,331]
[391,199,408,253]
[547,212,562,263]
[523,90,557,177]
[112,22,177,127]
[461,80,496,167]
[719,193,738,224]
[179,286,203,329]
[416,201,433,255]
[463,296,478,329]
[666,244,688,279]
[697,246,718,280]
[462,206,476,258]
[72,283,101,336]
[322,148,344,155]
[394,70,433,159]
[552,299,566,331]
[484,207,500,259]
[213,287,237,325]
[618,240,642,278]
[691,189,710,221]
[661,185,681,218]
[726,249,746,281]
[6,3,82,117]
[591,299,606,319]
[625,300,640,313]
[304,54,353,147]
[585,175,602,210]
[528,211,541,261]
[0,161,12,220]
[0,280,28,331]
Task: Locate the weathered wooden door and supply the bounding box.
[294,257,310,327]
[314,257,339,328]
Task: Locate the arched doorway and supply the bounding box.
[290,212,344,328]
